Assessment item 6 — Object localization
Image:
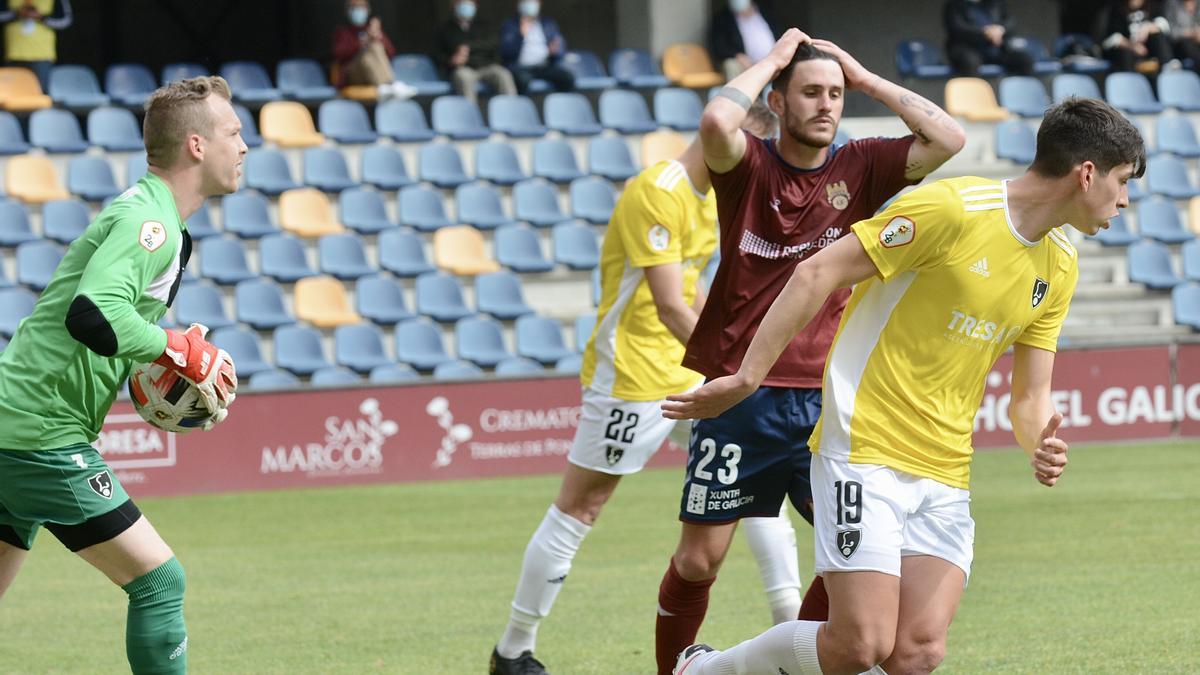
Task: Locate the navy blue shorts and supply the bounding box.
[679,386,820,525]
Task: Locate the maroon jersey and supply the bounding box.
[683,131,916,388]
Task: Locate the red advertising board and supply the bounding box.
[1178,344,1200,438]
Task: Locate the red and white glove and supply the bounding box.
[155,323,238,416]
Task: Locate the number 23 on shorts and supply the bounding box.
[693,437,742,485]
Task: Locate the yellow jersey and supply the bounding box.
[811,177,1080,489]
[580,160,718,401]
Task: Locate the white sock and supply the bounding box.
[700,620,823,675]
[497,504,590,658]
[742,507,802,624]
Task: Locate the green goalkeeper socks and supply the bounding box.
[123,556,188,674]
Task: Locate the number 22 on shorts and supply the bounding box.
[693,437,742,485]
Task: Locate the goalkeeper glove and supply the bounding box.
[154,323,238,416]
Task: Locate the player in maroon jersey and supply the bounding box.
[654,29,967,674]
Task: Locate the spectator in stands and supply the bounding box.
[942,0,1036,76]
[1102,0,1175,73]
[1164,0,1200,68]
[709,0,782,81]
[499,0,574,94]
[438,0,517,105]
[0,0,72,91]
[331,0,417,99]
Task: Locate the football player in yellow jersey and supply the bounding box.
[665,97,1145,675]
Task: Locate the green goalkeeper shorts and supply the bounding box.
[0,443,137,551]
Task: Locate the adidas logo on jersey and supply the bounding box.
[969,258,990,278]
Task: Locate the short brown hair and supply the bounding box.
[1030,97,1146,179]
[143,76,233,168]
[770,43,839,95]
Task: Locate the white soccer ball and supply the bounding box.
[127,361,217,434]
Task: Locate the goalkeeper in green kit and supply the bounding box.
[0,76,242,674]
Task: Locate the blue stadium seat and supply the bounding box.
[48,65,109,110]
[574,313,596,353]
[260,233,317,282]
[335,323,393,373]
[1105,72,1164,114]
[87,106,142,152]
[456,182,514,230]
[186,201,219,239]
[0,287,36,337]
[248,368,301,390]
[0,201,39,246]
[273,325,332,375]
[1183,240,1200,281]
[303,147,357,192]
[1158,70,1200,112]
[1138,197,1195,244]
[495,223,554,273]
[475,141,529,185]
[998,76,1049,118]
[369,363,420,383]
[1129,178,1147,202]
[495,356,545,375]
[16,240,64,291]
[318,233,374,280]
[560,50,617,90]
[395,317,455,371]
[397,185,451,233]
[431,95,490,140]
[210,326,272,377]
[67,156,121,201]
[379,227,435,276]
[105,63,157,107]
[475,270,535,320]
[220,60,281,104]
[1129,240,1184,289]
[245,149,301,195]
[125,153,148,187]
[894,39,953,79]
[1053,34,1110,74]
[513,178,570,227]
[487,95,547,138]
[390,54,453,96]
[277,58,337,104]
[42,199,90,244]
[235,278,295,330]
[532,138,584,184]
[608,48,670,88]
[161,62,208,84]
[544,92,602,136]
[654,87,704,131]
[361,144,415,190]
[516,315,573,365]
[29,108,87,153]
[0,111,30,155]
[1088,211,1139,247]
[375,99,435,143]
[433,359,484,380]
[552,220,600,270]
[555,353,583,374]
[995,119,1036,164]
[317,99,377,144]
[1156,115,1200,158]
[222,190,278,238]
[419,142,471,188]
[598,89,658,134]
[234,104,263,148]
[173,282,234,330]
[588,136,639,182]
[455,315,513,367]
[1010,34,1061,75]
[415,272,472,322]
[311,366,364,387]
[199,236,257,285]
[1172,283,1200,328]
[356,274,414,325]
[340,187,396,234]
[570,177,617,224]
[1051,73,1101,103]
[1146,156,1200,199]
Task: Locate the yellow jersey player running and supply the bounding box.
[665,97,1144,675]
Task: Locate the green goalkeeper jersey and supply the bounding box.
[0,173,191,450]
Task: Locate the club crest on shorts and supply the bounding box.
[836,529,861,559]
[1031,277,1049,308]
[605,444,624,466]
[88,471,114,499]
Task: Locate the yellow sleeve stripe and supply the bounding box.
[963,203,1004,211]
[961,193,1004,202]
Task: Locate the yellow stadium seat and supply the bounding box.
[0,67,51,111]
[294,275,361,328]
[641,129,690,167]
[434,225,501,276]
[6,155,70,203]
[259,101,325,148]
[330,62,377,101]
[1188,197,1200,235]
[662,43,724,89]
[279,188,344,237]
[944,77,1009,122]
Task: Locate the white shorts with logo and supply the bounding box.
[811,454,975,581]
[568,387,690,475]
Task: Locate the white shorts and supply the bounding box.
[811,454,974,580]
[568,387,689,475]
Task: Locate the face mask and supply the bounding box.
[456,1,476,20]
[730,0,752,12]
[349,7,369,25]
[519,1,540,18]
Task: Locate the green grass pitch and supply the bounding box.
[1,440,1197,673]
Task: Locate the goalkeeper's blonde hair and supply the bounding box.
[143,76,233,169]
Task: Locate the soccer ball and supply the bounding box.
[127,361,216,433]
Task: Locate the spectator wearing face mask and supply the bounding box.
[709,0,782,81]
[331,0,417,99]
[498,0,575,94]
[438,0,518,105]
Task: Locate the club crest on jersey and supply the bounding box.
[605,445,625,466]
[1031,277,1049,308]
[88,471,114,499]
[648,224,670,252]
[139,221,167,252]
[836,529,861,559]
[825,180,851,210]
[879,216,915,248]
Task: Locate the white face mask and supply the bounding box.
[730,0,752,12]
[456,1,476,20]
[519,0,540,18]
[348,6,369,25]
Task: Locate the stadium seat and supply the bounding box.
[16,240,64,290]
[532,138,584,184]
[48,65,109,110]
[544,92,602,136]
[210,326,271,377]
[303,147,357,193]
[431,95,490,140]
[235,278,295,329]
[598,89,657,135]
[1129,239,1184,289]
[515,315,573,365]
[318,232,374,280]
[475,270,535,320]
[6,155,70,203]
[1156,115,1200,158]
[998,76,1049,118]
[1189,197,1200,235]
[495,223,554,273]
[339,187,396,234]
[434,225,501,275]
[395,317,455,371]
[379,227,436,277]
[161,62,208,84]
[662,43,724,88]
[199,236,257,285]
[67,156,121,202]
[334,323,393,373]
[552,220,600,270]
[415,272,473,322]
[570,177,617,224]
[653,87,704,131]
[455,182,514,231]
[894,39,953,79]
[369,363,420,383]
[1105,72,1164,114]
[0,287,36,337]
[234,104,264,148]
[259,101,324,148]
[29,108,87,153]
[1053,34,1110,74]
[560,50,617,90]
[0,111,29,154]
[1158,69,1200,112]
[641,129,689,166]
[277,58,337,104]
[995,119,1036,164]
[0,67,51,111]
[1172,283,1200,329]
[0,201,38,246]
[1138,197,1195,244]
[248,368,302,389]
[944,77,1008,122]
[495,356,545,375]
[356,274,413,325]
[184,200,222,241]
[244,149,300,195]
[375,98,435,143]
[222,190,278,238]
[588,136,639,182]
[513,178,570,228]
[475,141,529,185]
[455,315,513,367]
[433,359,484,380]
[1088,211,1139,246]
[317,99,376,144]
[220,61,282,104]
[361,144,415,190]
[260,233,317,282]
[312,365,364,387]
[419,142,472,188]
[1050,73,1101,103]
[280,188,344,237]
[87,106,142,152]
[42,199,90,244]
[1145,156,1200,200]
[105,63,158,108]
[391,54,453,96]
[295,275,361,328]
[398,184,453,232]
[608,48,670,88]
[1183,240,1200,281]
[273,325,333,375]
[555,353,583,374]
[487,95,547,138]
[173,282,234,330]
[1129,178,1147,202]
[574,313,596,353]
[124,153,148,187]
[1009,34,1062,75]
